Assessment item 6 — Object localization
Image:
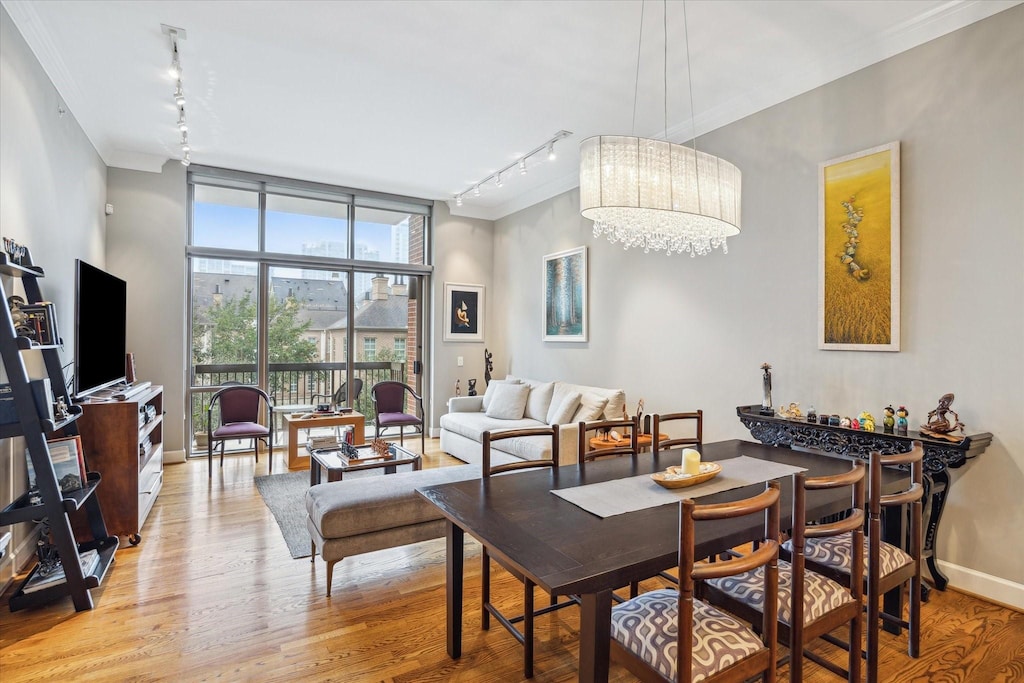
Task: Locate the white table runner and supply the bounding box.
[551,455,807,518]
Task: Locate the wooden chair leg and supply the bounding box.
[910,576,921,657]
[849,612,862,683]
[326,559,338,597]
[208,437,213,477]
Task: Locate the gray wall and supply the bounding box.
[106,163,188,459]
[492,8,1024,603]
[0,6,107,585]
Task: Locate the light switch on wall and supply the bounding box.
[457,356,464,367]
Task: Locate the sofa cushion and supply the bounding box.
[547,391,582,424]
[482,378,521,411]
[524,381,555,422]
[484,382,530,419]
[305,464,480,540]
[557,381,626,420]
[491,434,555,461]
[439,411,543,442]
[573,394,609,422]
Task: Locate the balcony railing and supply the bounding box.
[190,361,408,451]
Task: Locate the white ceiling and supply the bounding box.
[4,0,1019,220]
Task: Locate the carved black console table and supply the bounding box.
[737,405,992,591]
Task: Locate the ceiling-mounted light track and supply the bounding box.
[162,24,191,166]
[451,130,572,207]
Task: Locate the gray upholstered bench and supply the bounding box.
[305,464,480,595]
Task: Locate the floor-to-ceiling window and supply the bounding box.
[187,167,431,455]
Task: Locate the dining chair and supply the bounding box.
[481,425,575,678]
[371,380,424,453]
[789,442,924,683]
[651,410,703,456]
[313,377,363,410]
[578,417,639,470]
[703,463,866,682]
[610,481,782,683]
[207,383,274,477]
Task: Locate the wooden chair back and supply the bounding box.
[482,425,559,477]
[681,482,781,682]
[652,410,703,456]
[578,417,638,468]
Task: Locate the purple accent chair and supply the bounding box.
[207,384,274,477]
[371,381,424,453]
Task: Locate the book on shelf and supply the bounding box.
[26,435,88,494]
[0,377,54,426]
[22,549,100,594]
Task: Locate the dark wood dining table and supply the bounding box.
[417,439,909,683]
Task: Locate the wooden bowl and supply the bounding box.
[650,462,722,489]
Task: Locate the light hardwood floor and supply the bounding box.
[2,439,1022,682]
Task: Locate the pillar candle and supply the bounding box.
[682,448,701,475]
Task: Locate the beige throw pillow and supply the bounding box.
[573,394,609,422]
[484,382,531,420]
[547,391,582,425]
[524,381,555,422]
[482,378,521,411]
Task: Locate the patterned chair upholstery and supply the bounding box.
[610,482,781,683]
[702,464,867,682]
[786,531,912,579]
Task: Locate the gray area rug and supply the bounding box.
[255,464,417,560]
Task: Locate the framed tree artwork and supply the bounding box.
[819,141,900,351]
[543,246,588,342]
[443,283,484,342]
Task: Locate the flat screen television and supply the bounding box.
[74,259,127,399]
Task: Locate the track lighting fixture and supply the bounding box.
[162,24,191,166]
[451,130,571,207]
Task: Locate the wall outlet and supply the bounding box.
[457,356,464,367]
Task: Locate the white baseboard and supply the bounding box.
[937,560,1024,610]
[164,448,187,464]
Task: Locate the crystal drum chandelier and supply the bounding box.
[579,2,741,256]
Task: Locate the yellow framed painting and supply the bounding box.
[818,142,900,351]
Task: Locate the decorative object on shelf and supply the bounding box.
[17,302,57,345]
[851,417,861,430]
[759,363,774,415]
[883,404,896,433]
[443,282,484,342]
[896,406,909,435]
[53,397,70,421]
[26,435,87,494]
[778,402,802,420]
[543,246,588,342]
[806,406,817,423]
[7,295,31,338]
[454,379,461,397]
[2,237,28,265]
[829,414,841,427]
[859,411,876,433]
[484,348,493,386]
[840,416,851,428]
[819,141,901,351]
[467,379,477,397]
[579,2,740,256]
[920,393,965,441]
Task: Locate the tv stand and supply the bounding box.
[113,381,151,401]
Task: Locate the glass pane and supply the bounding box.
[266,194,349,257]
[267,265,350,416]
[353,207,424,265]
[192,185,259,250]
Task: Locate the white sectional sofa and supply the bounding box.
[439,375,627,466]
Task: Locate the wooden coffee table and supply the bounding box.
[588,432,668,453]
[309,442,421,486]
[284,410,365,470]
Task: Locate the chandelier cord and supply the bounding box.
[663,0,668,140]
[681,0,703,212]
[631,1,645,136]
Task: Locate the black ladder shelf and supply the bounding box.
[0,249,118,611]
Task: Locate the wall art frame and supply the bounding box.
[818,141,900,351]
[543,245,588,343]
[443,282,484,342]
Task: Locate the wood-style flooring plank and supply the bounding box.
[2,440,1021,682]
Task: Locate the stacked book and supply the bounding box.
[23,549,100,594]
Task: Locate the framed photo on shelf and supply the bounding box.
[543,246,588,342]
[27,435,87,493]
[443,283,484,342]
[818,141,900,351]
[16,302,57,345]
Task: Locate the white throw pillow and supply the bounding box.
[547,391,582,425]
[524,381,555,422]
[573,394,609,422]
[484,382,531,420]
[482,378,521,411]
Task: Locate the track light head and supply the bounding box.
[174,82,185,106]
[455,194,463,207]
[519,159,527,175]
[547,142,557,161]
[495,173,503,188]
[473,185,481,197]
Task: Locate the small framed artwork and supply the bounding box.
[543,246,588,343]
[443,283,484,342]
[819,141,900,351]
